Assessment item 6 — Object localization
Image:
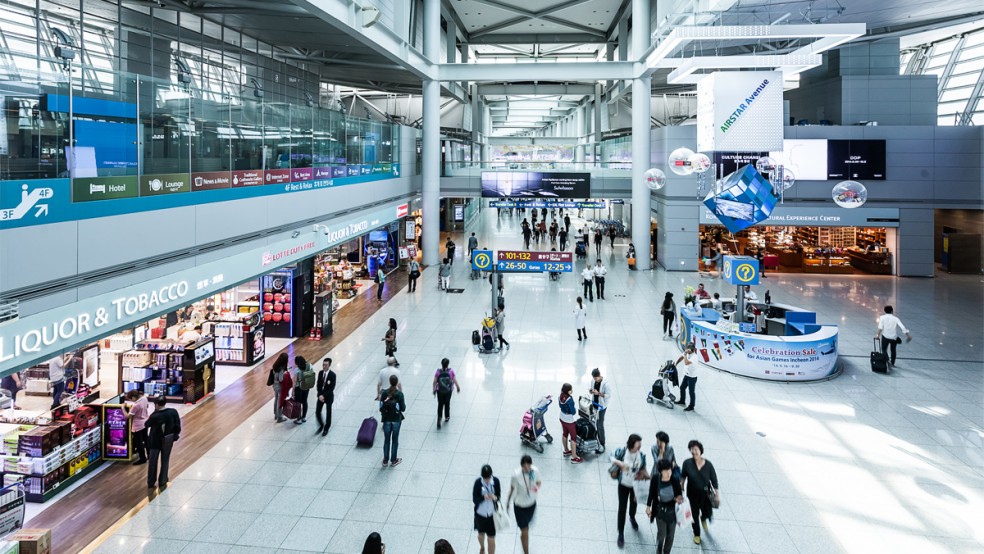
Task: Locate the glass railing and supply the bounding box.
[442,162,633,178]
[0,59,400,183]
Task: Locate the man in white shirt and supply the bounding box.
[743,285,758,301]
[47,354,67,410]
[581,265,594,302]
[593,259,608,300]
[376,356,402,400]
[590,368,612,450]
[876,305,912,366]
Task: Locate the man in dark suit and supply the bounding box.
[146,395,181,488]
[315,358,337,436]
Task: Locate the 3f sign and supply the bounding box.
[0,184,53,221]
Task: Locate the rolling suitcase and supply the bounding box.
[870,338,889,373]
[357,416,378,447]
[472,330,481,346]
[282,398,302,420]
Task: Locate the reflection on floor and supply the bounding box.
[66,209,984,553]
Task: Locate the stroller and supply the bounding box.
[647,360,680,409]
[473,316,500,354]
[575,396,606,457]
[575,241,587,260]
[520,395,554,453]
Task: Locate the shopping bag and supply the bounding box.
[671,316,681,336]
[676,496,694,528]
[282,399,302,420]
[632,475,650,505]
[492,501,510,531]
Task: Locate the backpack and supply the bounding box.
[437,369,453,394]
[299,365,316,390]
[380,390,399,419]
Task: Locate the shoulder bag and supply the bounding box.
[608,447,624,480]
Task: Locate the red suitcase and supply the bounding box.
[282,398,302,420]
[357,417,378,447]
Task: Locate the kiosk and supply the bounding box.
[678,256,839,382]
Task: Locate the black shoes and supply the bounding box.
[630,516,639,530]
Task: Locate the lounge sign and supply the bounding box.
[0,200,407,375]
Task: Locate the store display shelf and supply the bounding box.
[24,459,103,503]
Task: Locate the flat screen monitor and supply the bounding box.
[369,230,389,242]
[769,139,828,181]
[481,171,590,198]
[713,152,769,177]
[827,139,886,180]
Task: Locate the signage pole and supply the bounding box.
[737,284,745,325]
[491,267,497,316]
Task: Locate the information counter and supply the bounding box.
[678,305,839,382]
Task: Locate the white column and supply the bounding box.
[422,0,441,266]
[632,77,652,271]
[574,107,585,164]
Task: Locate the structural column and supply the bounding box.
[631,77,652,270]
[422,0,441,265]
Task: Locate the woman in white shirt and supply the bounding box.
[573,297,588,341]
[610,433,647,548]
[507,455,542,554]
[675,344,699,412]
[472,464,501,554]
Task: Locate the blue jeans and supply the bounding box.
[679,376,697,409]
[382,420,401,462]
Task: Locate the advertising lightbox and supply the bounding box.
[697,71,784,152]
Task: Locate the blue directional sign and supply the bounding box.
[471,250,493,271]
[722,255,760,286]
[489,200,606,209]
[496,260,573,273]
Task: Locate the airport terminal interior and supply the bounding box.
[0,1,982,553]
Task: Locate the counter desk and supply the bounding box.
[678,304,840,382]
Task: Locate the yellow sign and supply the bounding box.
[735,263,757,283]
[722,260,733,280]
[472,251,492,270]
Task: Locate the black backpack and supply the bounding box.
[380,391,399,419]
[437,369,453,394]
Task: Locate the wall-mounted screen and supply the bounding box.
[481,172,590,198]
[770,139,828,181]
[827,140,886,180]
[713,152,769,177]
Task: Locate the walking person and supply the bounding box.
[558,384,583,464]
[383,318,400,367]
[610,433,647,548]
[494,307,510,350]
[379,374,406,467]
[408,258,421,292]
[674,344,698,412]
[593,228,603,256]
[522,222,532,249]
[376,357,402,400]
[652,431,680,481]
[609,225,618,249]
[145,395,180,488]
[124,389,149,465]
[589,368,611,451]
[573,297,588,342]
[680,440,719,545]
[468,232,479,261]
[0,372,21,409]
[433,358,461,429]
[581,265,594,302]
[293,355,314,424]
[582,227,589,248]
[268,353,289,422]
[473,464,501,554]
[315,358,336,436]
[375,266,386,301]
[445,236,456,265]
[434,539,456,554]
[559,227,568,250]
[660,293,676,339]
[594,259,608,300]
[507,455,541,554]
[646,458,684,554]
[439,258,452,291]
[876,305,912,367]
[47,353,67,409]
[564,214,571,233]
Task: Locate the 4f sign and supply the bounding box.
[0,184,53,221]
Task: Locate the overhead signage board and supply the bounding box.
[497,250,573,263]
[722,256,760,286]
[496,250,574,273]
[827,139,886,180]
[697,71,783,152]
[699,206,900,227]
[0,200,408,375]
[713,152,768,177]
[481,172,591,198]
[140,173,191,196]
[489,200,606,209]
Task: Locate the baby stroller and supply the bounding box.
[647,360,680,409]
[575,396,605,457]
[473,316,500,354]
[575,241,587,260]
[520,395,554,453]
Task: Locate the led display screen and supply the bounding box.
[827,139,886,180]
[481,172,591,198]
[769,139,828,181]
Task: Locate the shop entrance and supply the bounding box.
[700,225,897,275]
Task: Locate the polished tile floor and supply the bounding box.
[96,207,983,554]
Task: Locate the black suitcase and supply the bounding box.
[472,330,481,346]
[870,338,889,373]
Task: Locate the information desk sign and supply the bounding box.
[722,256,759,286]
[496,251,573,273]
[471,250,493,272]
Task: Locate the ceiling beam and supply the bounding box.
[478,84,596,96]
[468,0,601,39]
[441,0,470,42]
[605,0,632,41]
[440,61,637,82]
[467,33,609,44]
[279,52,405,70]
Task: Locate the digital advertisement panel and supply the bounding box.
[101,404,132,461]
[481,172,591,198]
[770,139,829,181]
[827,139,886,180]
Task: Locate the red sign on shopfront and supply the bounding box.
[264,169,291,184]
[396,203,409,218]
[231,170,263,187]
[191,171,232,191]
[497,250,573,263]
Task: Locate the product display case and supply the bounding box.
[118,338,216,404]
[204,311,266,366]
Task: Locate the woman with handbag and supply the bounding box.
[680,440,719,545]
[382,318,400,367]
[269,353,289,422]
[507,455,541,554]
[660,293,676,339]
[646,459,684,554]
[472,464,501,554]
[609,433,647,548]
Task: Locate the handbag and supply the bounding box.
[707,483,721,508]
[492,501,510,531]
[608,447,623,479]
[632,473,650,505]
